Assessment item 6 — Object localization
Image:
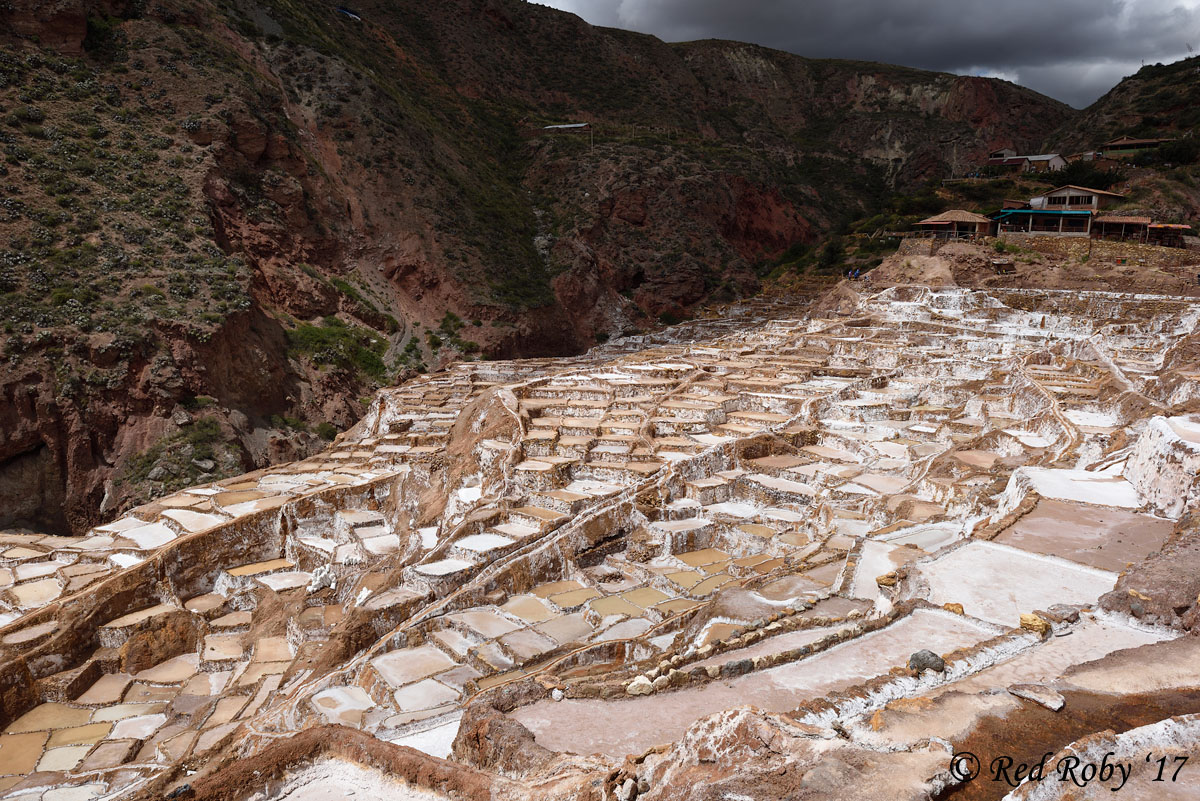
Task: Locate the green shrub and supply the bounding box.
[181,394,215,410]
[270,413,308,431]
[182,417,223,460]
[287,316,387,379]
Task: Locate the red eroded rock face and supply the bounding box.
[2,0,89,54]
[722,176,813,262]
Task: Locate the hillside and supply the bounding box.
[1052,55,1200,152]
[0,0,1074,533]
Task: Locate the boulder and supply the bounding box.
[626,676,653,696]
[907,649,946,672]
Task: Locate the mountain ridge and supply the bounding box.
[0,0,1078,532]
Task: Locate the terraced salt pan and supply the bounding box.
[413,559,473,577]
[850,540,925,602]
[311,687,375,726]
[995,499,1173,572]
[371,646,457,689]
[1003,430,1054,449]
[510,609,994,757]
[385,715,464,760]
[267,759,451,801]
[1167,416,1200,446]
[917,541,1119,627]
[1063,409,1121,428]
[120,523,176,550]
[880,522,962,551]
[930,615,1170,700]
[1013,467,1141,508]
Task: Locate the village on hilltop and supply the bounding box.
[913,135,1195,248]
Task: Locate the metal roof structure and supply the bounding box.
[993,209,1093,218]
[1041,185,1126,198]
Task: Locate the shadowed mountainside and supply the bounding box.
[0,0,1074,532]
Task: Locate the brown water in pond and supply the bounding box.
[995,499,1173,572]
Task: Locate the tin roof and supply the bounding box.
[1103,136,1173,147]
[995,209,1093,217]
[1043,185,1126,198]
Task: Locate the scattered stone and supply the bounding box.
[625,676,653,696]
[907,649,945,672]
[1009,683,1065,711]
[942,602,965,615]
[876,572,898,587]
[551,688,564,702]
[192,458,216,472]
[721,658,753,678]
[651,674,670,691]
[1020,613,1052,636]
[1046,604,1081,623]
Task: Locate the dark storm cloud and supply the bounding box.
[534,0,1200,107]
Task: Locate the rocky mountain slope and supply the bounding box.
[1051,55,1200,152]
[0,0,1073,533]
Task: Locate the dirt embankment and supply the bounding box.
[865,239,1200,296]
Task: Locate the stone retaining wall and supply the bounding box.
[1002,234,1200,269]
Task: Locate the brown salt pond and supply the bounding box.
[994,498,1174,572]
[510,609,995,757]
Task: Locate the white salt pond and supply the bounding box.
[1063,409,1121,428]
[928,615,1171,699]
[510,609,995,757]
[385,715,463,760]
[1017,467,1142,508]
[917,541,1118,626]
[267,759,451,801]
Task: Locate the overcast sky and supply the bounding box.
[533,0,1200,108]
